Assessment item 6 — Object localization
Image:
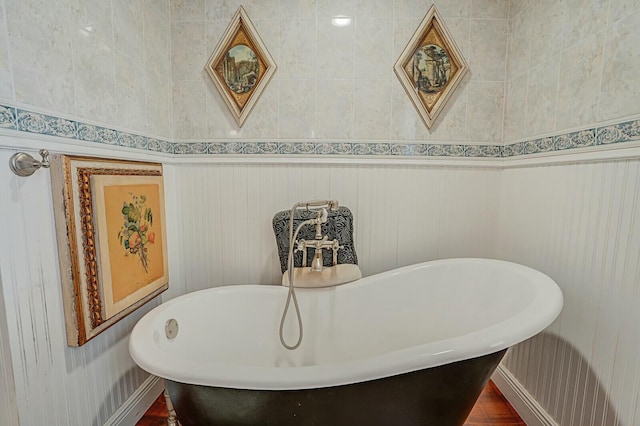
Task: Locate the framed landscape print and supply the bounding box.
[394,4,469,129]
[205,6,277,127]
[50,156,168,346]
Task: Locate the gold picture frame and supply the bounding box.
[394,4,469,129]
[205,6,277,127]
[50,156,168,346]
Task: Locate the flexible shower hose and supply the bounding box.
[279,213,318,350]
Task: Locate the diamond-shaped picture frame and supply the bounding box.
[394,5,469,129]
[205,6,277,127]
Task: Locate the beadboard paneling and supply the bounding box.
[0,142,501,424]
[0,149,171,426]
[497,159,640,426]
[0,272,18,426]
[172,163,502,291]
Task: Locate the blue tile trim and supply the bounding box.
[1,103,174,154]
[77,123,118,145]
[17,110,77,138]
[316,142,352,155]
[504,119,640,157]
[555,129,596,150]
[596,119,640,145]
[465,145,502,157]
[427,144,465,156]
[2,103,639,158]
[174,142,208,154]
[503,142,523,157]
[0,105,16,129]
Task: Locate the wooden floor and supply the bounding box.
[464,381,525,426]
[137,391,168,426]
[137,380,525,426]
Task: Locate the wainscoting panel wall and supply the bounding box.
[497,159,640,426]
[172,162,502,290]
[0,272,18,426]
[0,144,179,426]
[0,137,502,424]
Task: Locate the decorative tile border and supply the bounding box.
[17,110,77,138]
[172,142,504,157]
[504,121,640,157]
[0,105,16,129]
[77,123,119,145]
[596,120,640,145]
[2,103,640,159]
[1,105,172,154]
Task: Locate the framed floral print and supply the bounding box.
[205,6,277,127]
[50,155,168,346]
[394,4,469,129]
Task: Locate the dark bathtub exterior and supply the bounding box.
[166,349,506,426]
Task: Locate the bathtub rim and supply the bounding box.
[129,258,563,390]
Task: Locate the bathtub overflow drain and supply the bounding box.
[165,319,179,339]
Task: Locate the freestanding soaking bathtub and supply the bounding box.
[130,258,563,426]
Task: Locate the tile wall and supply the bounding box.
[170,0,509,143]
[0,0,172,139]
[503,0,640,143]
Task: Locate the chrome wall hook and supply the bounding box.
[9,149,50,177]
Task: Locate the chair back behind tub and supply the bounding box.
[272,206,361,287]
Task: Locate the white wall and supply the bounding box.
[6,143,640,426]
[498,159,640,426]
[498,0,640,424]
[0,271,19,426]
[0,138,181,425]
[0,134,502,424]
[172,161,501,292]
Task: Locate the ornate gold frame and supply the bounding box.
[205,6,277,127]
[394,4,469,129]
[50,156,168,346]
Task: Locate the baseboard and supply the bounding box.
[492,364,558,426]
[103,374,165,426]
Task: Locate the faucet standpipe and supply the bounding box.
[314,209,324,239]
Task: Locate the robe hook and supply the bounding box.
[9,149,50,177]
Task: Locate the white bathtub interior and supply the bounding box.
[131,259,562,390]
